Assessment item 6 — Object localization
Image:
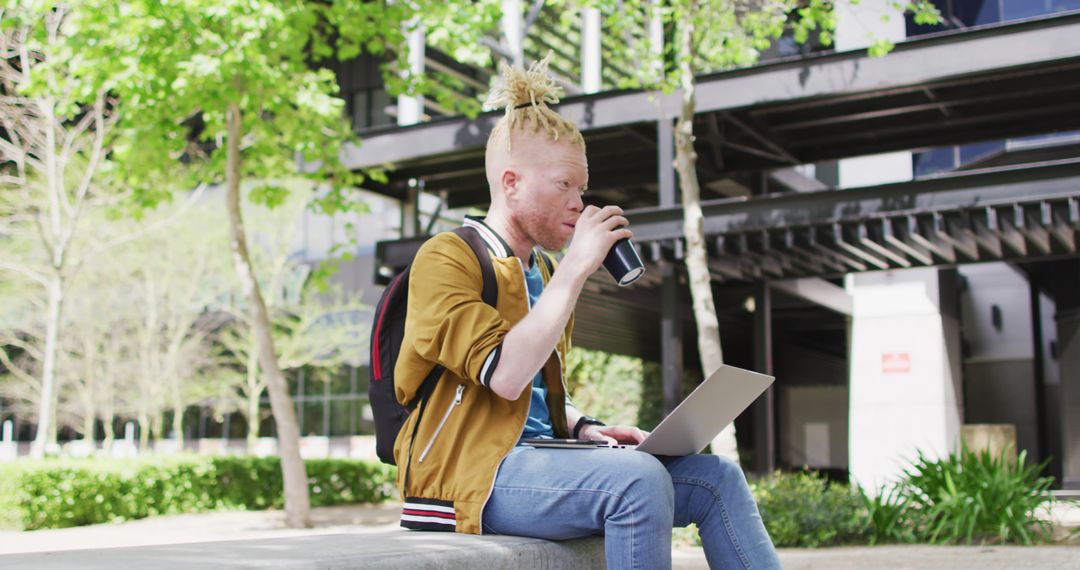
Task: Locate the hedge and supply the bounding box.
[0,455,397,531]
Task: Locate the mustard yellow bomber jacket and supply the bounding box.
[393,216,575,534]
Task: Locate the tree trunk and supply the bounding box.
[30,274,63,458]
[102,414,115,452]
[245,336,262,451]
[138,412,150,452]
[82,413,95,444]
[81,336,97,442]
[101,389,116,451]
[225,102,311,528]
[172,401,185,449]
[673,7,739,463]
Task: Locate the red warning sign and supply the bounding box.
[882,352,911,374]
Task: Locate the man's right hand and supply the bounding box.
[562,205,633,278]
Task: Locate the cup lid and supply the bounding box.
[618,267,645,286]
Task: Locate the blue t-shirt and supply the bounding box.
[519,256,555,441]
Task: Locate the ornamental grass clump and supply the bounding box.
[864,444,1054,545]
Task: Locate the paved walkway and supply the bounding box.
[1,502,1077,569]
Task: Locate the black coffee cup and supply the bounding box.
[603,238,645,286]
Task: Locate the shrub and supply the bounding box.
[860,483,916,545]
[751,471,868,547]
[889,445,1054,545]
[0,455,397,531]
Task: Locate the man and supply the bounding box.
[393,57,780,569]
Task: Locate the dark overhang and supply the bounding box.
[374,159,1080,355]
[625,159,1080,282]
[345,12,1080,209]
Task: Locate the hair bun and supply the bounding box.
[484,52,562,113]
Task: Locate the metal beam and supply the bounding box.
[771,278,852,316]
[625,160,1080,242]
[342,14,1080,170]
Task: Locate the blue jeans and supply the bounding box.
[481,447,780,570]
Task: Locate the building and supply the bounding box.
[350,0,1080,490]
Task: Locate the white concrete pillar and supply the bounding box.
[581,8,602,93]
[1059,307,1080,489]
[401,180,420,238]
[502,0,524,68]
[397,20,425,126]
[847,268,963,491]
[648,0,664,82]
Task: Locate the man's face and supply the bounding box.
[507,138,588,251]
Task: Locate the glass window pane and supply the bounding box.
[304,367,329,396]
[330,366,352,395]
[1004,0,1080,21]
[959,140,1005,166]
[329,400,355,436]
[353,91,369,129]
[959,0,1001,26]
[370,89,393,127]
[913,146,956,177]
[302,402,325,437]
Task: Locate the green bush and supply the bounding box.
[860,483,915,545]
[0,455,397,531]
[873,445,1055,545]
[751,471,868,547]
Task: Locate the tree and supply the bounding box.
[0,2,121,458]
[0,196,234,452]
[212,183,369,451]
[71,0,500,528]
[588,0,940,462]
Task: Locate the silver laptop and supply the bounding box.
[525,364,774,456]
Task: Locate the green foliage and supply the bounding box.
[565,347,645,427]
[590,0,942,94]
[0,456,396,531]
[682,445,1054,549]
[752,471,868,547]
[874,445,1056,545]
[860,483,916,545]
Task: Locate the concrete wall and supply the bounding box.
[958,263,1039,459]
[780,385,849,469]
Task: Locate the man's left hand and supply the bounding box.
[579,424,649,445]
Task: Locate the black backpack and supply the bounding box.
[368,226,497,465]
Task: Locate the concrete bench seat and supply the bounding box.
[0,531,606,569]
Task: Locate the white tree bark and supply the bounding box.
[225,102,311,528]
[2,10,110,458]
[673,5,739,463]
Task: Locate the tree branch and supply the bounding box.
[0,258,49,287]
[0,345,38,385]
[55,89,108,264]
[0,333,45,362]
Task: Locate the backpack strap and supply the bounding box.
[452,226,498,308]
[536,249,555,278]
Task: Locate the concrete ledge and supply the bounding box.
[0,532,606,570]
